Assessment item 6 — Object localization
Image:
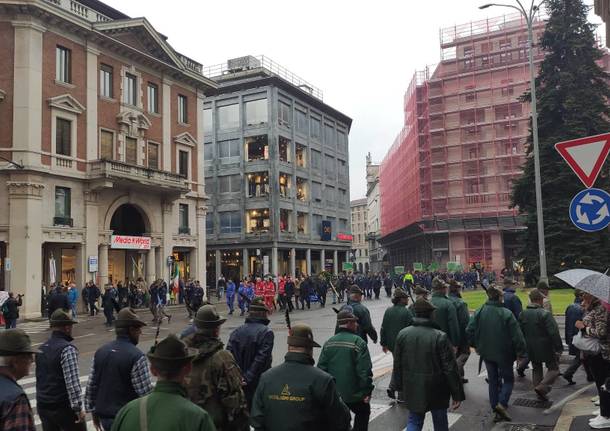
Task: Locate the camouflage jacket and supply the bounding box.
[184,333,249,431]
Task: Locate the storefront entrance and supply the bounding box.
[108,250,145,285]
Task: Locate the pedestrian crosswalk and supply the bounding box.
[7,320,52,335]
[19,374,96,430]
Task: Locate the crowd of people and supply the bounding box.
[2,268,610,430]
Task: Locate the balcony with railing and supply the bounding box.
[88,160,189,193]
[43,0,112,22]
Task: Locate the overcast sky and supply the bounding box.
[103,0,603,199]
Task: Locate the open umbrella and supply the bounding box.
[555,269,610,302]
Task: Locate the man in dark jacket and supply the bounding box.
[2,292,23,329]
[251,323,351,431]
[466,286,526,423]
[317,277,328,307]
[346,286,378,343]
[284,276,295,312]
[88,282,101,316]
[227,298,274,409]
[380,288,413,400]
[519,289,563,400]
[383,274,393,298]
[563,290,593,384]
[36,310,86,430]
[430,277,460,349]
[393,298,464,430]
[502,277,522,319]
[47,285,69,319]
[299,276,312,310]
[85,308,152,431]
[318,310,373,431]
[0,329,39,431]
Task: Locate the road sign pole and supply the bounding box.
[528,17,547,283]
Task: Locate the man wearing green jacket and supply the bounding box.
[111,334,216,431]
[430,277,461,348]
[448,279,471,383]
[466,286,526,423]
[519,289,563,401]
[380,287,413,400]
[251,324,350,431]
[393,298,465,430]
[318,310,373,431]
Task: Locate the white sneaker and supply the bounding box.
[594,410,601,416]
[590,417,610,429]
[590,415,603,423]
[596,400,602,406]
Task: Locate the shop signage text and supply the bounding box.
[110,235,151,250]
[337,233,353,241]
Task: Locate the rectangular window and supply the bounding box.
[218,104,240,130]
[204,142,214,161]
[312,214,322,236]
[123,73,137,105]
[147,83,159,113]
[296,144,306,167]
[279,173,291,198]
[245,99,268,126]
[297,212,308,234]
[218,139,240,158]
[178,95,188,123]
[296,177,307,201]
[56,118,72,156]
[310,117,321,140]
[280,209,291,232]
[324,124,335,147]
[337,131,347,152]
[147,142,159,170]
[204,177,214,195]
[100,130,113,159]
[54,187,71,218]
[203,108,213,134]
[311,150,321,170]
[279,137,290,163]
[219,175,240,193]
[326,186,336,206]
[178,150,189,177]
[247,172,269,197]
[206,214,214,234]
[125,137,137,165]
[246,209,270,233]
[278,101,291,127]
[179,204,189,227]
[221,211,242,234]
[296,109,308,135]
[312,181,322,202]
[245,135,269,161]
[325,155,334,176]
[56,46,71,83]
[100,64,113,98]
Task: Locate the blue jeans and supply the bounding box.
[407,409,448,431]
[70,303,77,318]
[485,360,514,410]
[5,318,16,329]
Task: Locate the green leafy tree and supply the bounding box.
[512,0,610,279]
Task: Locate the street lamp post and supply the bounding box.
[480,1,547,282]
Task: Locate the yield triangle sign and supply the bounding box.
[555,132,610,188]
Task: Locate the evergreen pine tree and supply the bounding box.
[512,0,610,279]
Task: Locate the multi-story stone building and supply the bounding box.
[0,0,215,316]
[202,56,352,283]
[350,198,368,273]
[365,153,384,273]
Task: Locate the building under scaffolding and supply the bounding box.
[380,12,547,273]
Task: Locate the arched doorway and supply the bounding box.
[108,204,150,285]
[110,204,148,236]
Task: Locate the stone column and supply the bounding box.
[84,191,99,285]
[161,200,174,284]
[242,248,249,278]
[215,250,222,283]
[8,180,44,318]
[162,78,172,171]
[98,243,109,287]
[271,246,278,277]
[333,250,338,275]
[146,248,156,285]
[290,248,296,278]
[12,19,45,168]
[196,90,206,195]
[74,244,85,293]
[320,249,325,274]
[195,203,207,292]
[86,44,99,160]
[306,248,311,276]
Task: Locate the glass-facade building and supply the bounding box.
[203,56,352,283]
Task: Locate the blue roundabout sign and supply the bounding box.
[569,188,610,232]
